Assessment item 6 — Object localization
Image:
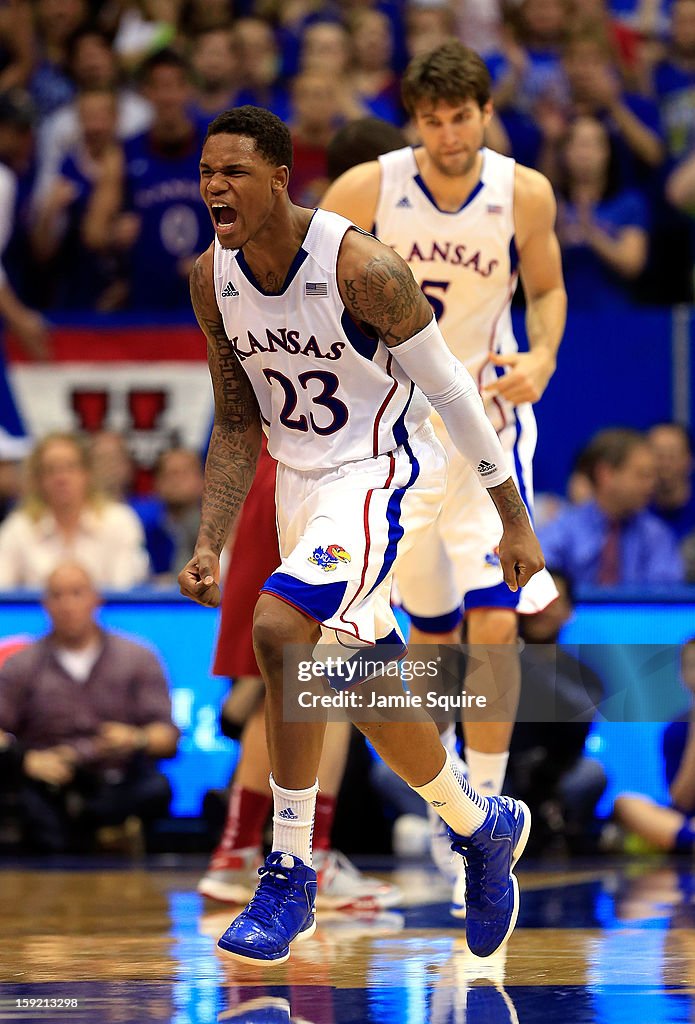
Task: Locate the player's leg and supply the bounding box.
[313,721,402,909]
[614,794,694,852]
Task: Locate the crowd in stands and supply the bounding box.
[0,0,691,320]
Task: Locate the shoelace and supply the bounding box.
[244,863,292,927]
[449,836,488,907]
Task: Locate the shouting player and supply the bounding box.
[179,106,544,964]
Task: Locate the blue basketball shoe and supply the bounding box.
[217,852,317,964]
[448,796,531,958]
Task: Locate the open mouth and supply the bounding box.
[211,203,238,232]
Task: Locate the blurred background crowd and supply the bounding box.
[0,0,693,323]
[0,0,694,862]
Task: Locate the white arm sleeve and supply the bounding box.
[390,316,509,489]
[0,165,17,288]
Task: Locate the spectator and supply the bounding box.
[666,141,695,211]
[179,0,233,36]
[511,570,607,853]
[348,8,404,124]
[0,0,33,92]
[614,638,695,853]
[188,28,240,124]
[299,20,365,121]
[0,432,149,589]
[0,90,50,453]
[555,115,649,308]
[111,0,178,73]
[648,422,695,539]
[32,88,126,310]
[405,2,458,60]
[549,27,665,187]
[288,70,343,207]
[35,27,153,201]
[0,561,179,853]
[29,0,89,120]
[652,0,695,163]
[140,447,203,579]
[538,427,685,586]
[0,443,22,523]
[233,18,291,123]
[89,430,136,503]
[115,49,210,310]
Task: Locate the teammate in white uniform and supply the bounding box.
[322,42,566,904]
[179,106,544,965]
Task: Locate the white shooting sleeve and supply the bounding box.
[390,316,510,489]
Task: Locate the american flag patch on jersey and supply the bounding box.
[305,281,328,296]
[487,204,503,214]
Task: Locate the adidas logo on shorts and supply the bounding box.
[477,460,497,476]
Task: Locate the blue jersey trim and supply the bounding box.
[341,308,379,361]
[512,409,533,527]
[261,572,348,622]
[406,606,463,634]
[413,174,484,215]
[509,235,519,274]
[236,245,310,296]
[464,579,519,612]
[324,632,408,692]
[369,438,420,596]
[392,381,414,448]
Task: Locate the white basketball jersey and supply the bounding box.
[375,146,522,434]
[213,209,430,471]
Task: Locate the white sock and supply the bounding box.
[465,748,509,798]
[270,774,318,866]
[412,751,488,836]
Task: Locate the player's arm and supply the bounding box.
[320,160,381,232]
[178,245,262,607]
[484,165,566,405]
[337,229,544,591]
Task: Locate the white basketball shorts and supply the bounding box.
[395,404,558,632]
[260,422,448,648]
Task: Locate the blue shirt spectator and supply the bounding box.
[538,428,685,587]
[539,500,684,585]
[121,50,211,311]
[653,0,695,160]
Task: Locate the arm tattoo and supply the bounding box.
[190,257,261,554]
[343,254,431,346]
[488,478,528,524]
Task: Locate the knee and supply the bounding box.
[252,595,315,681]
[467,608,517,645]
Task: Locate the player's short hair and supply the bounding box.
[326,117,406,181]
[580,428,647,483]
[401,41,491,115]
[206,106,294,171]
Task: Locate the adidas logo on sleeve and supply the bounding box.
[477,460,497,477]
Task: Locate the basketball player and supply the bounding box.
[322,42,566,913]
[179,106,544,964]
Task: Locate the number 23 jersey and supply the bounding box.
[212,209,430,471]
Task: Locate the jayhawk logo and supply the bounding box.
[484,546,501,568]
[308,544,352,572]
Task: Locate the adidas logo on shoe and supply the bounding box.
[278,807,299,820]
[221,280,239,297]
